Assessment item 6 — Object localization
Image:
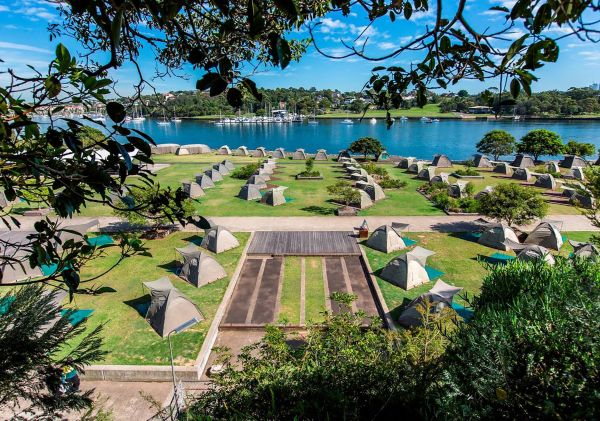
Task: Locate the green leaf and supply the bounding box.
[274,0,299,19]
[510,78,521,98]
[44,76,61,98]
[106,102,126,123]
[209,77,228,97]
[404,2,413,20]
[241,78,263,101]
[226,87,244,108]
[127,136,152,156]
[277,38,292,69]
[196,73,220,91]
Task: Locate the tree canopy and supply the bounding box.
[478,183,548,226]
[564,140,596,158]
[348,137,385,160]
[476,130,516,161]
[517,129,564,161]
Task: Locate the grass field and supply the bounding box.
[18,154,584,217]
[64,231,249,365]
[279,257,302,324]
[304,257,326,323]
[364,231,595,321]
[315,104,450,119]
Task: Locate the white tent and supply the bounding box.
[407,161,425,174]
[546,161,560,173]
[364,183,386,201]
[512,168,532,182]
[222,160,235,170]
[179,144,211,154]
[534,174,556,190]
[559,155,588,169]
[473,154,492,168]
[204,169,223,182]
[238,184,262,201]
[235,146,250,156]
[175,244,227,287]
[431,154,452,168]
[201,226,239,254]
[273,147,286,159]
[448,182,468,198]
[493,162,513,176]
[315,149,328,161]
[293,149,307,160]
[524,222,563,251]
[397,157,416,169]
[478,223,520,251]
[143,277,204,337]
[569,240,599,259]
[398,279,462,328]
[353,190,373,209]
[511,154,535,168]
[182,181,205,199]
[417,167,436,181]
[380,246,436,290]
[366,225,409,253]
[253,147,267,157]
[431,173,450,184]
[213,163,230,175]
[261,187,287,206]
[195,174,215,189]
[0,230,43,283]
[151,144,179,154]
[218,145,232,155]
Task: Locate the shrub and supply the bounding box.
[458,197,479,213]
[454,167,479,176]
[298,157,320,177]
[327,181,360,206]
[231,163,259,179]
[478,183,548,226]
[361,162,388,177]
[379,178,407,189]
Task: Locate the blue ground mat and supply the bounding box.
[425,266,444,280]
[87,235,115,247]
[61,309,94,327]
[0,296,16,315]
[402,237,417,246]
[486,252,516,265]
[452,303,474,322]
[460,232,482,242]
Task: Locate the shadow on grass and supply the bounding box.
[449,232,481,243]
[300,205,336,216]
[124,295,150,317]
[76,286,117,295]
[181,235,204,245]
[388,298,412,321]
[157,260,179,274]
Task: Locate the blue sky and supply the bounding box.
[1,0,599,96]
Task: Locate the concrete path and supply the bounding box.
[6,214,599,233]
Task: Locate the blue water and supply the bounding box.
[127,118,600,160]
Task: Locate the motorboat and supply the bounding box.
[341,119,354,124]
[370,118,377,124]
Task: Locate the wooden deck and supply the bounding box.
[247,231,361,256]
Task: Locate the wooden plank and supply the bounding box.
[248,231,360,256]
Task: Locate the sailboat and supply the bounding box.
[308,106,318,124]
[158,110,170,125]
[171,109,182,123]
[132,103,146,122]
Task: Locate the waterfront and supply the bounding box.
[122,118,600,159]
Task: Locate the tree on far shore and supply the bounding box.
[478,184,547,227]
[563,140,596,158]
[348,137,385,160]
[517,129,563,161]
[476,130,516,161]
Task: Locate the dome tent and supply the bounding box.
[253,147,267,157]
[201,226,240,254]
[238,184,262,201]
[546,161,560,173]
[235,146,250,156]
[569,240,599,259]
[534,174,556,190]
[293,149,307,160]
[559,155,588,169]
[364,183,385,201]
[407,161,425,174]
[493,162,513,176]
[431,173,450,184]
[261,186,287,206]
[218,145,232,155]
[379,246,436,290]
[221,160,235,171]
[512,168,532,182]
[398,279,462,328]
[142,277,204,338]
[273,147,286,159]
[523,222,563,251]
[417,166,436,181]
[175,244,226,287]
[337,150,351,161]
[477,223,520,251]
[504,240,556,265]
[473,154,492,168]
[353,190,373,209]
[204,169,223,182]
[315,149,328,161]
[366,225,409,253]
[212,163,229,175]
[511,154,535,168]
[397,157,416,169]
[182,181,205,199]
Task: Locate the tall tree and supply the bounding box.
[563,140,596,158]
[478,183,548,226]
[517,129,563,161]
[348,137,385,160]
[476,130,516,161]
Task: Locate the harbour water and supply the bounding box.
[127,118,600,160]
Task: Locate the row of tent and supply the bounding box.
[237,159,289,206]
[339,158,386,208]
[218,146,329,160]
[182,160,235,199]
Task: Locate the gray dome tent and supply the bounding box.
[448,182,468,198]
[151,144,179,154]
[273,147,286,159]
[431,173,450,184]
[546,161,560,173]
[511,154,535,168]
[398,279,462,328]
[218,145,232,155]
[195,174,215,189]
[261,187,287,206]
[474,186,494,200]
[337,150,351,161]
[176,244,227,287]
[569,240,599,259]
[235,146,250,156]
[364,183,386,201]
[315,149,328,161]
[238,184,262,201]
[182,181,205,199]
[473,154,492,168]
[352,190,373,209]
[559,155,588,169]
[179,144,211,154]
[213,163,230,175]
[512,168,532,182]
[477,223,520,251]
[431,154,452,168]
[247,174,267,185]
[222,160,235,171]
[366,225,410,253]
[504,240,555,265]
[380,246,436,290]
[201,226,239,254]
[570,193,595,209]
[570,167,585,181]
[293,149,307,160]
[397,157,416,169]
[253,147,267,157]
[493,162,513,176]
[417,167,436,181]
[254,169,271,180]
[523,222,563,250]
[534,174,556,190]
[143,277,204,338]
[204,169,223,182]
[407,161,425,174]
[54,220,99,250]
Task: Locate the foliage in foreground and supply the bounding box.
[187,259,599,420]
[0,285,106,419]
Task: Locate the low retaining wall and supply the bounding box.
[81,364,199,382]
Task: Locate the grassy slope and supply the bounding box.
[365,231,595,320]
[67,231,249,365]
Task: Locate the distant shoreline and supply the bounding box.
[182,115,600,122]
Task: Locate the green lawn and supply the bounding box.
[64,231,249,365]
[317,104,451,118]
[364,231,595,321]
[304,257,326,323]
[23,154,584,217]
[279,257,302,324]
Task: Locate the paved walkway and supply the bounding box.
[6,214,599,233]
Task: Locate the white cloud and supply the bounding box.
[320,18,347,30]
[579,51,600,61]
[0,5,9,12]
[378,42,397,51]
[503,29,526,40]
[0,41,51,54]
[12,5,58,22]
[490,0,517,8]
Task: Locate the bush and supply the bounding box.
[478,183,548,226]
[379,178,407,189]
[457,197,479,213]
[298,157,320,177]
[231,163,259,179]
[454,167,479,176]
[361,162,388,177]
